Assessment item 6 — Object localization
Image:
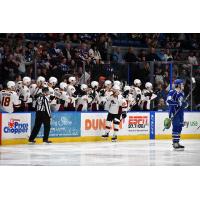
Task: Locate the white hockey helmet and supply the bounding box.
[81,84,88,91]
[113,80,121,86]
[49,77,58,87]
[145,82,153,90]
[134,79,141,87]
[91,81,99,89]
[23,76,31,86]
[7,81,16,90]
[104,80,112,87]
[68,76,76,84]
[112,84,120,91]
[36,76,45,85]
[124,85,131,91]
[59,82,67,90]
[68,85,76,94]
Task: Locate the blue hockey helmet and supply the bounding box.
[174,79,184,86]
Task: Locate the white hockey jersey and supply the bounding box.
[105,94,127,114]
[141,89,157,110]
[19,85,31,103]
[0,90,21,113]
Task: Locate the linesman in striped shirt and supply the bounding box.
[29,87,52,143]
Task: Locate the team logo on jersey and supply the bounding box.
[4,118,29,134]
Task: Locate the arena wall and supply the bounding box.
[0,111,200,145]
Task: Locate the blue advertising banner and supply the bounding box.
[31,112,81,138]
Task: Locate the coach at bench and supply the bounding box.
[29,87,52,144]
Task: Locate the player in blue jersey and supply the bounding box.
[166,79,188,150]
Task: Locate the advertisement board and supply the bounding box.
[1,113,31,139]
[81,112,150,136]
[31,112,81,138]
[155,112,200,135]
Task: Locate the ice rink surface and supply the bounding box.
[0,140,200,166]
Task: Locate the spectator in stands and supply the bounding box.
[124,47,139,62]
[89,44,102,64]
[62,42,72,62]
[155,82,167,101]
[97,34,111,61]
[188,51,198,65]
[138,49,147,61]
[154,98,167,111]
[15,74,22,82]
[112,47,124,64]
[157,49,165,61]
[59,57,69,73]
[155,67,164,85]
[146,47,161,61]
[163,49,173,61]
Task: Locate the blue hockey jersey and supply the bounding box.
[166,89,185,121]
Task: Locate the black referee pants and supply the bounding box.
[29,111,51,141]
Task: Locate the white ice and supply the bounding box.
[0,140,200,166]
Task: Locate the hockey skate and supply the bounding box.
[101,132,109,139]
[111,135,117,142]
[173,142,185,151]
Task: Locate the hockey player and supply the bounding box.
[0,81,21,113]
[29,83,37,111]
[131,79,142,111]
[18,77,31,111]
[65,85,77,111]
[48,77,58,107]
[99,80,113,111]
[88,81,100,111]
[68,76,76,86]
[52,82,68,111]
[76,84,90,111]
[166,79,188,150]
[141,82,157,111]
[102,85,127,142]
[122,85,134,111]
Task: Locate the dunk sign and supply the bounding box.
[81,112,150,136]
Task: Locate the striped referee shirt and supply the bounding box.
[35,95,51,117]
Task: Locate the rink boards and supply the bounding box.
[0,111,200,145]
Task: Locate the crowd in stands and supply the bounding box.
[0,33,200,110]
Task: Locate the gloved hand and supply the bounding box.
[179,100,188,108]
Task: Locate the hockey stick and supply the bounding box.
[163,77,196,132]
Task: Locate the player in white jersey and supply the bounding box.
[76,84,90,111]
[65,85,77,111]
[17,77,31,111]
[102,85,127,142]
[47,77,58,110]
[122,85,134,111]
[131,79,142,111]
[0,81,21,113]
[88,81,100,111]
[51,82,69,111]
[141,82,157,110]
[99,80,113,111]
[68,76,76,86]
